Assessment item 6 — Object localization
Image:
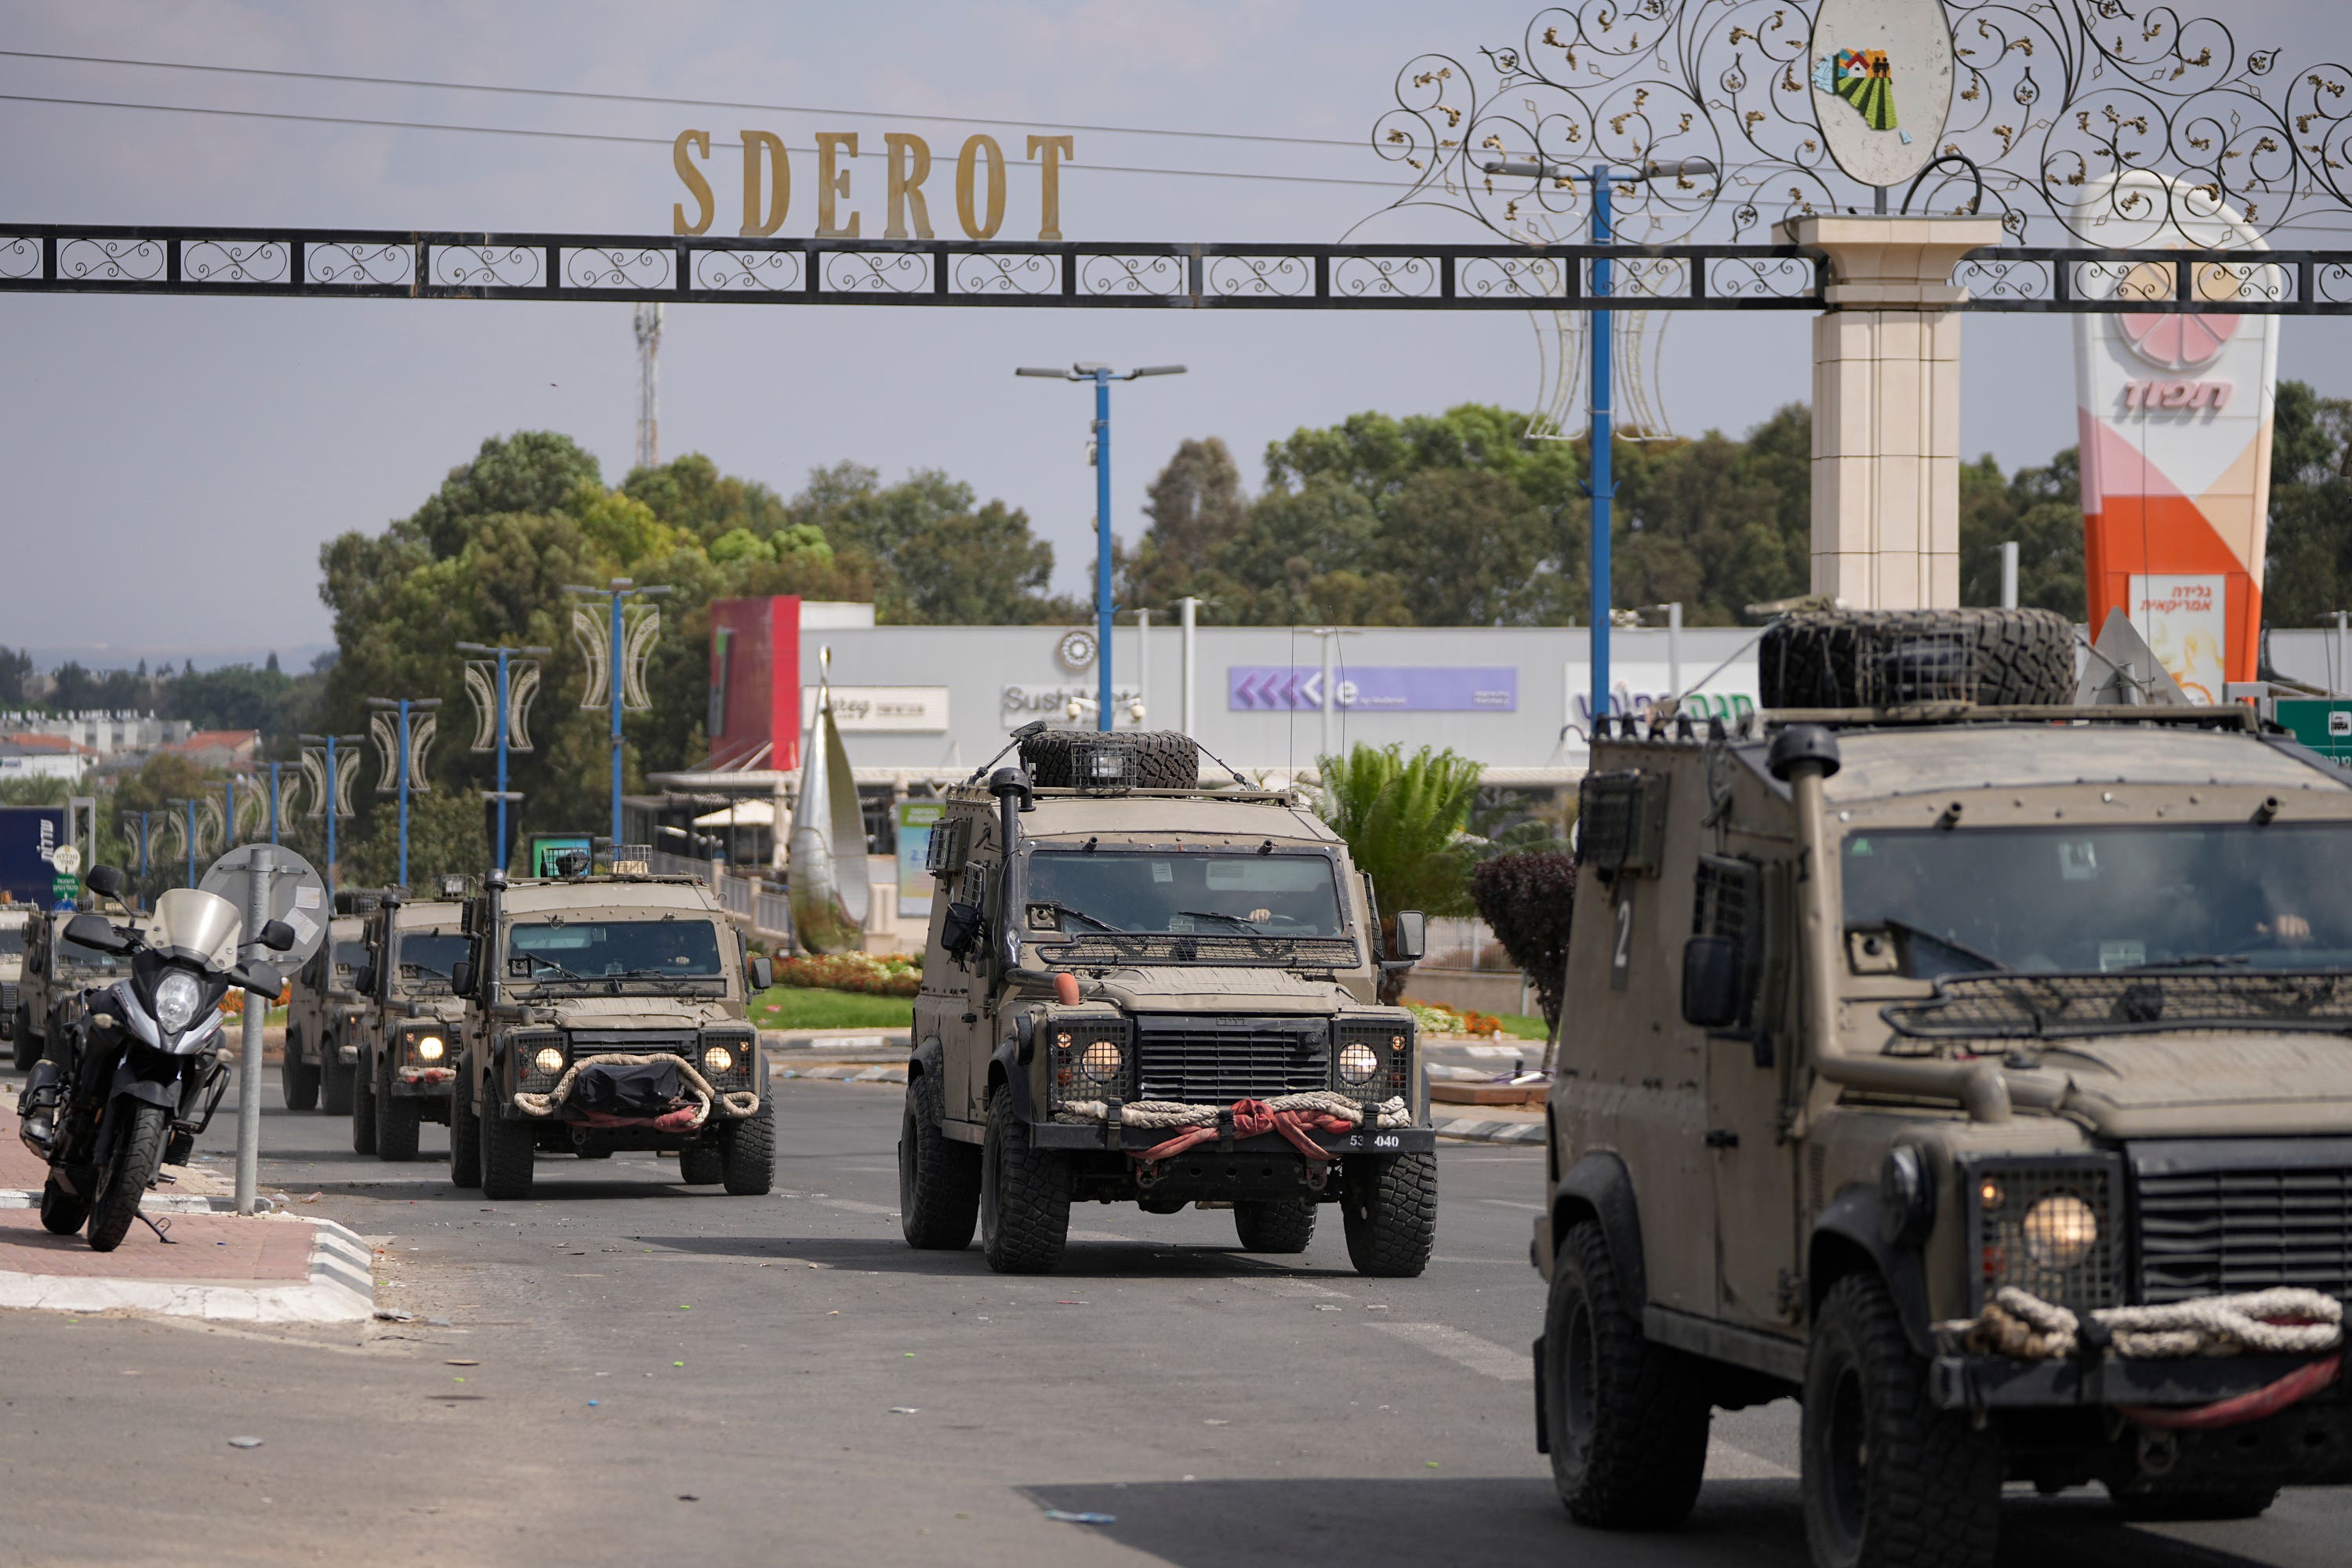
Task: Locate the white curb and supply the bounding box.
[0,1214,376,1323]
[1433,1116,1545,1145]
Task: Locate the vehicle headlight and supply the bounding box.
[1338,1042,1381,1084]
[533,1047,565,1076]
[1079,1037,1123,1085]
[154,970,201,1033]
[702,1044,734,1075]
[414,1034,445,1062]
[2023,1194,2100,1269]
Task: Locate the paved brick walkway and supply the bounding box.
[0,1207,314,1281]
[1,1134,49,1191]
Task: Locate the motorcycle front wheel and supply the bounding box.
[86,1101,169,1252]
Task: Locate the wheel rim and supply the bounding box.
[1822,1362,1869,1549]
[1563,1294,1599,1463]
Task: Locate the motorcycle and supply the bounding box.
[15,867,289,1251]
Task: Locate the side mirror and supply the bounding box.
[64,912,131,954]
[941,901,983,960]
[1388,909,1428,964]
[449,957,475,999]
[259,919,296,953]
[354,964,376,997]
[232,962,284,999]
[1681,935,1747,1029]
[85,866,126,900]
[749,956,774,992]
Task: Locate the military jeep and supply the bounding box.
[896,728,1437,1276]
[2,906,32,1069]
[445,866,774,1201]
[15,907,140,1071]
[284,913,371,1114]
[1534,608,2352,1568]
[348,895,470,1161]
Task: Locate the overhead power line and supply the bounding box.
[0,92,1417,193]
[0,47,1367,153]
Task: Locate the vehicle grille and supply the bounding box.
[1965,1157,2124,1313]
[1134,1015,1328,1104]
[2131,1138,2352,1305]
[1,981,16,1015]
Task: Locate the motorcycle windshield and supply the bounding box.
[149,888,242,969]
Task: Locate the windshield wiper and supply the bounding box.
[1870,919,2009,974]
[1047,906,1123,934]
[600,967,720,986]
[2122,953,2252,971]
[524,958,597,984]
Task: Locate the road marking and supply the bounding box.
[1706,1438,1796,1480]
[1479,1198,1546,1212]
[1255,1277,1352,1299]
[1374,1321,1524,1381]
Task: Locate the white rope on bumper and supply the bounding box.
[1051,1091,1413,1130]
[1940,1285,2345,1360]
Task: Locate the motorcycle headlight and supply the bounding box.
[154,970,201,1033]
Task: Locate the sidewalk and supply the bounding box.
[0,1116,374,1323]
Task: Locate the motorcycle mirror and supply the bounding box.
[259,919,297,953]
[84,865,126,900]
[64,912,132,953]
[231,962,284,998]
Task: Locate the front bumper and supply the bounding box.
[1932,1351,2347,1410]
[390,1064,456,1098]
[510,1050,760,1124]
[1032,1120,1434,1156]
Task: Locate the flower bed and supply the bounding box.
[1403,1000,1506,1039]
[769,951,920,997]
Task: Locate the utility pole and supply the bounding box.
[2000,542,2020,610]
[633,303,664,470]
[1178,596,1200,738]
[366,698,442,890]
[564,579,670,852]
[1015,361,1188,732]
[301,731,362,909]
[459,641,550,874]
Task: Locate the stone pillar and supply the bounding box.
[1778,216,2006,609]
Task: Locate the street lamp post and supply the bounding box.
[1477,154,1714,731]
[166,797,200,887]
[301,731,363,909]
[457,640,550,873]
[366,698,443,890]
[1015,361,1188,732]
[564,579,670,851]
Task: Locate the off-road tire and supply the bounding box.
[86,1102,168,1253]
[351,1065,379,1155]
[38,1176,89,1236]
[319,1048,354,1117]
[1341,1151,1437,1277]
[2106,1482,2279,1521]
[899,1070,981,1249]
[980,1083,1070,1273]
[720,1106,775,1196]
[478,1102,537,1200]
[678,1138,725,1185]
[1232,1199,1317,1254]
[12,1011,39,1071]
[376,1073,422,1161]
[447,1075,482,1189]
[1541,1220,1711,1526]
[280,1027,319,1111]
[1802,1271,2004,1568]
[1018,728,1200,789]
[1761,608,2074,710]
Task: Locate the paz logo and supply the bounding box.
[1813,49,1911,143]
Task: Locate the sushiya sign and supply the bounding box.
[670,129,1076,241]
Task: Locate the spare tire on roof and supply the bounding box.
[1760,608,2075,709]
[1018,729,1201,789]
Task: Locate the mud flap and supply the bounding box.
[1533,1334,1549,1454]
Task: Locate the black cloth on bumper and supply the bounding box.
[568,1059,683,1117]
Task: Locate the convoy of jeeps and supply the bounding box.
[13,606,2352,1568]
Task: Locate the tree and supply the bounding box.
[1123,437,1248,607]
[1316,742,1483,1003]
[0,645,33,705]
[1957,448,2085,615]
[1469,851,1577,1063]
[1379,467,1562,625]
[409,431,602,559]
[2258,379,2352,631]
[346,789,492,890]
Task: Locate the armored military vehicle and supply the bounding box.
[897,727,1436,1276]
[445,866,774,1200]
[284,913,370,1113]
[15,907,140,1069]
[2,906,31,1069]
[349,894,470,1160]
[1534,608,2352,1568]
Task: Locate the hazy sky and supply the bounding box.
[3,0,2348,663]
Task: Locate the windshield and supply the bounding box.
[1023,850,1347,938]
[0,927,23,957]
[394,932,470,995]
[1843,822,2352,978]
[332,941,368,982]
[504,919,725,987]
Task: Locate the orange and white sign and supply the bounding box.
[2073,173,2280,698]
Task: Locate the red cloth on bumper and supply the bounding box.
[1134,1098,1357,1165]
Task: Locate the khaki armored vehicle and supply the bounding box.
[897,728,1436,1276]
[15,908,140,1069]
[284,915,370,1114]
[2,906,31,1069]
[349,896,470,1161]
[1534,609,2352,1568]
[445,867,774,1201]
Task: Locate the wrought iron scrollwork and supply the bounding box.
[307,241,412,286]
[563,247,673,291]
[58,238,164,281]
[822,251,928,293]
[1207,255,1314,298]
[1331,255,1441,298]
[0,237,38,281]
[432,245,541,289]
[952,252,1058,295]
[1078,253,1185,297]
[693,249,801,292]
[183,240,289,285]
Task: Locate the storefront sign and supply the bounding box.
[1226,666,1517,713]
[800,685,950,733]
[1565,661,1761,727]
[895,801,942,917]
[673,129,1074,241]
[2127,574,2227,705]
[1001,684,1142,723]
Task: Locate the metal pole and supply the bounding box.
[495,647,510,872]
[234,844,271,1214]
[223,775,237,851]
[609,586,626,845]
[136,813,149,881]
[2337,611,2348,697]
[397,699,412,889]
[268,760,281,844]
[1094,369,1115,734]
[1178,596,1198,738]
[324,736,338,909]
[1591,166,1615,730]
[1320,628,1335,759]
[1666,602,1683,699]
[1135,607,1149,728]
[2000,542,2020,610]
[184,798,197,887]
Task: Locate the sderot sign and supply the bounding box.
[2072,172,2280,700]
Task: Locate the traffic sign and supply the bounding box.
[199,843,329,964]
[49,844,82,877]
[2275,698,2352,771]
[50,874,78,905]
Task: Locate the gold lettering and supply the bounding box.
[956,135,1007,239]
[739,130,789,237]
[672,129,713,236]
[884,132,935,240]
[1027,134,1074,241]
[816,132,862,238]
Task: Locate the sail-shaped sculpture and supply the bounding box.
[787,653,870,953]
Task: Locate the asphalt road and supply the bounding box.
[2,1070,2348,1568]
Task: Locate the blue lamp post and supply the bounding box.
[1016,361,1188,732]
[302,731,363,910]
[564,580,670,851]
[367,697,442,890]
[458,640,550,874]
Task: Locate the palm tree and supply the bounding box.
[1316,742,1483,1003]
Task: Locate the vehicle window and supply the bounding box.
[505,920,724,984]
[1024,851,1346,938]
[394,932,472,993]
[332,940,368,977]
[0,927,24,956]
[1842,822,2352,978]
[56,935,129,975]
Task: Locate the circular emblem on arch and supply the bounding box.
[1809,0,1956,189]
